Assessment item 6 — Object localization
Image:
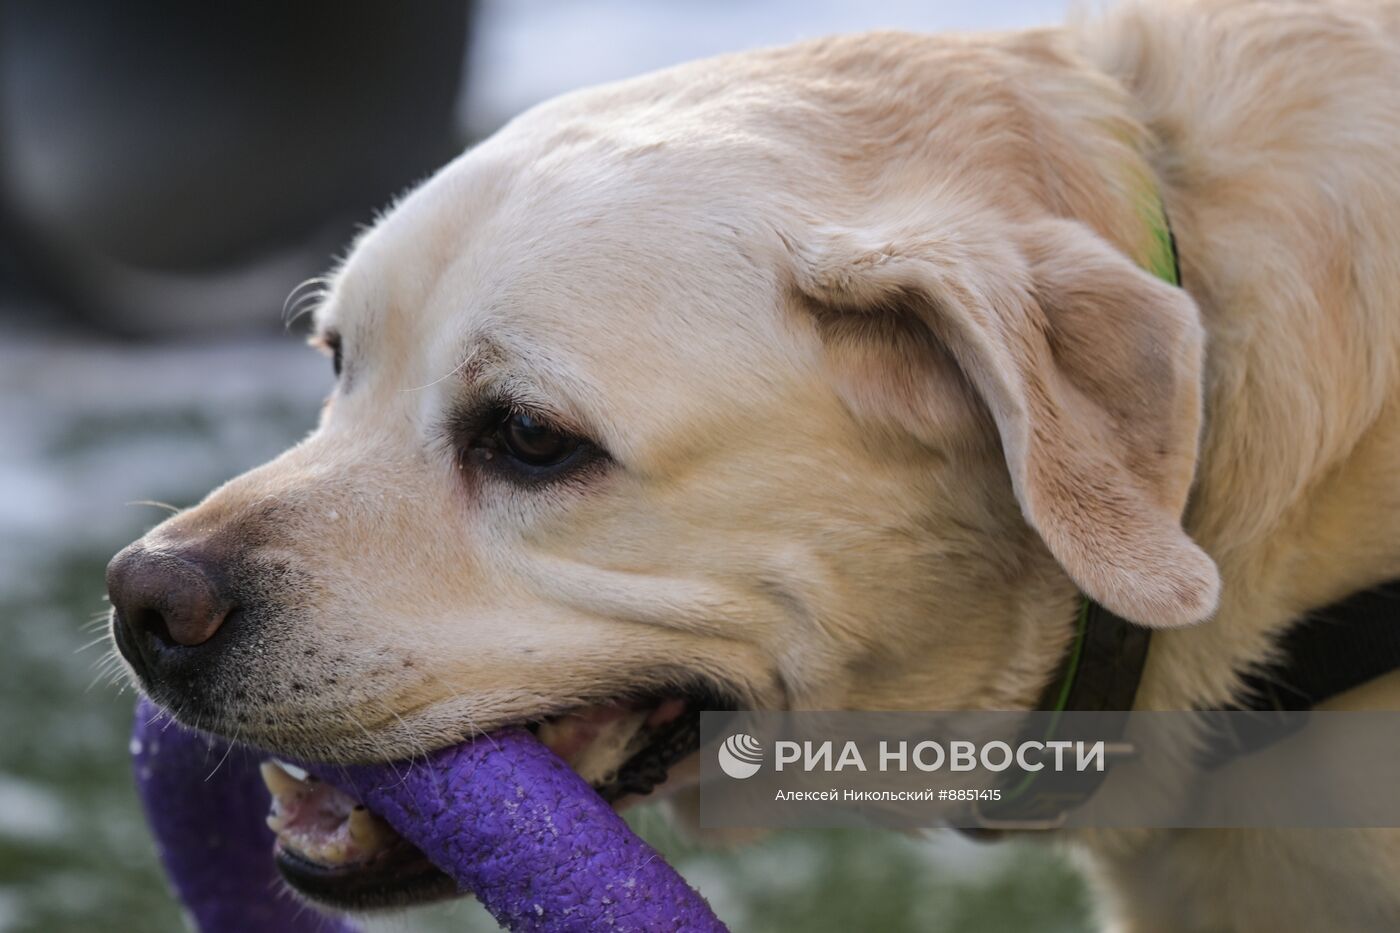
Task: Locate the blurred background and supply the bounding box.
[0,1,1093,930]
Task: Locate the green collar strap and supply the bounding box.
[1040,193,1181,717]
[960,198,1180,833]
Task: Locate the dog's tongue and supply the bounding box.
[131,698,727,933]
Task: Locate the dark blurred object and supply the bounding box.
[0,1,472,337]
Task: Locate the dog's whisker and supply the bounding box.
[86,656,125,693]
[281,275,332,327]
[284,294,328,332]
[203,723,242,782]
[74,632,118,655]
[80,614,113,633]
[125,499,182,515]
[398,355,471,394]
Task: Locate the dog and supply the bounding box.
[106,1,1400,929]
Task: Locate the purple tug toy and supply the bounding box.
[131,698,726,932]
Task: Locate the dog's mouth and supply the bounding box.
[265,688,730,911]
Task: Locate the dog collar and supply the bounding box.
[1032,188,1183,718]
[966,192,1400,831]
[1027,188,1183,719]
[961,198,1182,833]
[1035,196,1399,724]
[1137,179,1183,288]
[959,597,1149,833]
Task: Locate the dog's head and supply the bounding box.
[107,33,1217,906]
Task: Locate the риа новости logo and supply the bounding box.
[718,733,764,779]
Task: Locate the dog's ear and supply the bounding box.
[790,216,1218,628]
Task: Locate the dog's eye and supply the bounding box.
[455,405,605,484]
[326,333,343,378]
[313,330,343,378]
[496,412,581,467]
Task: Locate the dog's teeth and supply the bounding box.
[270,759,310,782]
[348,806,395,852]
[260,761,306,799]
[316,840,352,864]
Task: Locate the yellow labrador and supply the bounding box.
[107,0,1400,929]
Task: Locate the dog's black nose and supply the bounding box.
[107,543,235,679]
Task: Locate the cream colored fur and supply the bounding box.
[119,1,1400,929]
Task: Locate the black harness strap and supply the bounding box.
[1234,580,1400,712]
[1196,580,1400,767]
[965,582,1400,834]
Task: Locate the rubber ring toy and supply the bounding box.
[131,697,727,932]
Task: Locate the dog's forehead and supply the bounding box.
[330,130,811,445]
